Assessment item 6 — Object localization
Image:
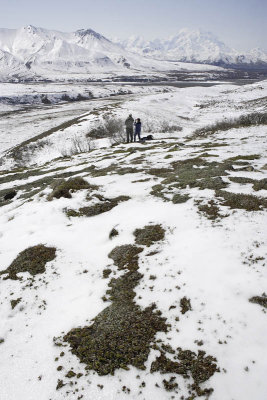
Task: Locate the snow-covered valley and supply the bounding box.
[0,79,266,400]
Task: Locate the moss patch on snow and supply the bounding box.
[0,245,56,280]
[216,190,267,211]
[134,224,165,247]
[148,157,232,202]
[64,247,167,376]
[108,244,143,271]
[10,297,22,309]
[229,177,267,191]
[249,294,267,308]
[66,196,130,218]
[180,297,192,314]
[172,193,190,204]
[48,177,96,200]
[198,199,227,220]
[151,349,219,397]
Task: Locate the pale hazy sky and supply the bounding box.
[0,0,266,51]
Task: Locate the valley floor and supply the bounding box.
[0,80,266,400]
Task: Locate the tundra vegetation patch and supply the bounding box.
[10,297,22,309]
[150,349,219,397]
[148,157,232,203]
[215,190,267,211]
[66,195,130,218]
[60,226,219,397]
[197,199,227,221]
[229,177,267,191]
[0,244,56,280]
[180,296,192,314]
[63,239,167,376]
[249,294,267,309]
[133,224,165,247]
[172,193,190,204]
[47,177,97,200]
[146,153,266,218]
[109,227,119,239]
[108,244,143,270]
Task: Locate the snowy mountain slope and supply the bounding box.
[0,81,266,400]
[0,25,224,81]
[0,49,36,81]
[115,28,267,66]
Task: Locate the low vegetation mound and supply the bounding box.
[61,227,219,395]
[149,157,231,203]
[0,244,56,280]
[48,177,94,200]
[66,195,130,218]
[134,224,165,247]
[249,295,267,308]
[108,244,143,270]
[3,190,17,201]
[198,199,226,220]
[10,298,22,309]
[216,190,267,211]
[64,298,167,376]
[180,297,192,314]
[64,242,167,376]
[151,349,219,397]
[172,193,190,204]
[229,177,267,191]
[109,227,119,240]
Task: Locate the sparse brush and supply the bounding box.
[86,117,125,144]
[192,112,267,138]
[60,135,95,157]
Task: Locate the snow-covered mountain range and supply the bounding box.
[0,25,266,82]
[0,25,224,82]
[115,29,267,67]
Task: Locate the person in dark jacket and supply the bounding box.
[125,114,134,143]
[134,118,142,142]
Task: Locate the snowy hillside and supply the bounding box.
[0,49,35,81]
[116,28,267,66]
[0,25,224,82]
[0,80,266,400]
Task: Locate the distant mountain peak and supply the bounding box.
[115,28,267,66]
[75,28,110,42]
[21,25,38,33]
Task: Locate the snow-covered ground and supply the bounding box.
[1,79,266,169]
[0,80,266,400]
[0,83,179,158]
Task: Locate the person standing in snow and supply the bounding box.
[134,118,142,142]
[125,114,134,143]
